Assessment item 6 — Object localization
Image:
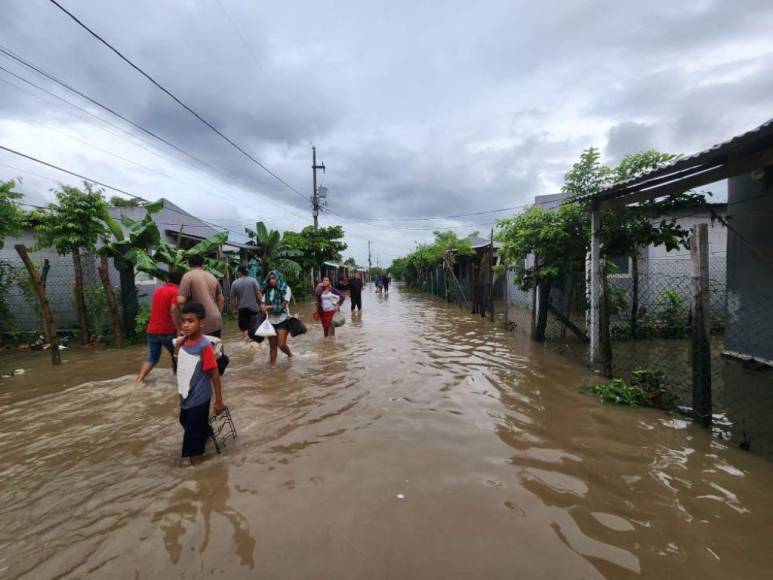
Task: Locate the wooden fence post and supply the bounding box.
[691,223,712,425]
[14,244,61,365]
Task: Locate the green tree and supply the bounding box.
[390,231,474,302]
[35,183,108,344]
[562,147,615,197]
[602,150,701,337]
[496,203,589,340]
[100,199,163,339]
[282,224,347,282]
[0,180,25,249]
[0,180,25,343]
[244,221,302,279]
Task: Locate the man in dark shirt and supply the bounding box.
[349,272,364,312]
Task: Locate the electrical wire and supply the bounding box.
[325,203,530,222]
[0,48,311,225]
[211,0,271,82]
[0,44,219,174]
[46,0,307,203]
[0,143,146,200]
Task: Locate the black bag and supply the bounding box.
[288,316,307,337]
[217,353,230,376]
[248,311,267,343]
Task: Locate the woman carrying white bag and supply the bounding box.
[260,270,293,364]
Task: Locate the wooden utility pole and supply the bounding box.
[691,223,712,426]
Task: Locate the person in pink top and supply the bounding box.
[137,271,182,381]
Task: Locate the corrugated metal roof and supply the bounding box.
[572,117,773,204]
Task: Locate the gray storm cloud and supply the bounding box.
[1,0,772,262]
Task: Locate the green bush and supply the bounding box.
[83,284,111,340]
[590,378,645,406]
[589,368,677,410]
[134,302,151,335]
[656,289,688,338]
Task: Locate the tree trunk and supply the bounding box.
[630,250,639,339]
[72,249,91,345]
[534,282,551,342]
[98,254,123,347]
[118,263,138,337]
[15,245,60,365]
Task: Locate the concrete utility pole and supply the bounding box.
[311,146,325,230]
[368,240,372,282]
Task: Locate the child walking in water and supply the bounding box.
[314,276,345,337]
[175,302,225,465]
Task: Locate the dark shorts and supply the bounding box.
[238,308,258,331]
[272,319,291,333]
[146,333,175,364]
[350,294,362,311]
[179,400,212,458]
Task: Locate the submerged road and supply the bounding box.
[1,284,771,578]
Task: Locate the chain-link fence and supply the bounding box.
[504,268,588,364]
[0,253,132,345]
[502,241,773,457]
[602,249,773,456]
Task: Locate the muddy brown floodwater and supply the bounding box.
[1,285,772,579]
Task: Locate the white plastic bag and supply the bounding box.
[255,318,276,337]
[332,311,345,327]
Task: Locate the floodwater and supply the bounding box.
[1,286,772,579]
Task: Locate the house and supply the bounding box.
[450,234,503,317]
[0,198,235,334]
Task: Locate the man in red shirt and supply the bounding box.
[137,271,182,382]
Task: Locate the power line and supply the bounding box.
[325,203,529,222]
[211,0,271,82]
[0,47,311,225]
[0,143,146,200]
[46,0,307,203]
[0,44,218,173]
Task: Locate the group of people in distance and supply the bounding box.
[136,256,371,465]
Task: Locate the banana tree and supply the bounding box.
[245,221,302,281]
[151,231,229,276]
[99,199,163,338]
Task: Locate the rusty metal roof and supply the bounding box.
[572,117,773,205]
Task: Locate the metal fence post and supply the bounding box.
[691,223,712,426]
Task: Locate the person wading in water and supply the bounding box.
[177,254,224,337]
[314,276,345,338]
[349,271,364,314]
[260,270,293,363]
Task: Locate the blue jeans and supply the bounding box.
[146,333,176,365]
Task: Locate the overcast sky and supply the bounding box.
[1,0,772,264]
